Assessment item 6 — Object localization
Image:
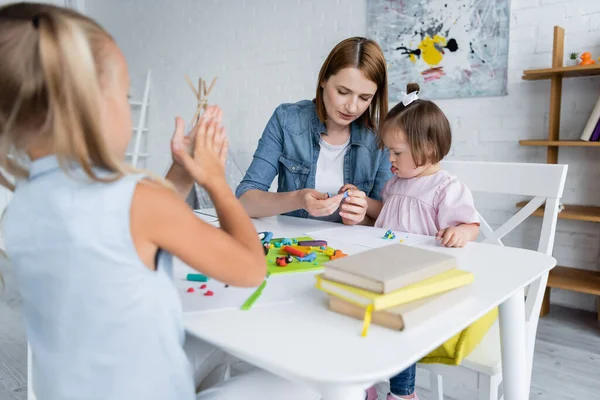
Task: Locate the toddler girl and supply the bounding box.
[364,83,480,399]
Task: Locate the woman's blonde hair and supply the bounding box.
[0,2,135,191]
[315,37,388,133]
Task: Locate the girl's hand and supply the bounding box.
[436,227,468,248]
[298,189,343,217]
[173,107,229,190]
[170,106,223,168]
[338,184,368,225]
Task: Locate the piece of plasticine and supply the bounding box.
[241,279,267,310]
[204,290,214,296]
[343,190,349,199]
[187,274,209,282]
[200,284,207,289]
[283,246,307,258]
[297,240,327,247]
[296,252,317,262]
[187,288,195,293]
[263,231,273,243]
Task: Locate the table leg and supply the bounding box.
[499,288,528,400]
[318,384,367,400]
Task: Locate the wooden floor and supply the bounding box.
[1,261,599,399]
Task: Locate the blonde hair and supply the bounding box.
[0,2,137,191]
[315,37,388,133]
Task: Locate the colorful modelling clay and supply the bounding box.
[187,273,208,282]
[187,288,195,293]
[297,240,327,247]
[204,290,214,296]
[283,246,307,258]
[329,250,347,260]
[296,252,317,262]
[382,229,396,240]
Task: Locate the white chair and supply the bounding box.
[418,161,567,400]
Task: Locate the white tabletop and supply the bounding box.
[182,215,556,389]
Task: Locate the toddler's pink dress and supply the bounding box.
[374,170,479,236]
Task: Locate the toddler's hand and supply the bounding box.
[436,227,468,248]
[172,107,229,190]
[299,189,343,217]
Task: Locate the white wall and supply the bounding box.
[86,0,600,312]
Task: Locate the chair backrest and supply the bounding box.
[441,160,567,380]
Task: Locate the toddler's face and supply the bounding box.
[99,44,132,159]
[383,128,431,179]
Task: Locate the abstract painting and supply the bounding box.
[367,0,510,100]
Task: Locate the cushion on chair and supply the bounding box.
[459,320,502,375]
[419,307,498,366]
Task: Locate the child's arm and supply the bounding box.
[436,223,480,248]
[131,112,266,287]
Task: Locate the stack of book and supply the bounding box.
[581,95,600,141]
[315,244,474,336]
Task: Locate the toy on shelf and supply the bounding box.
[382,229,396,240]
[579,52,596,65]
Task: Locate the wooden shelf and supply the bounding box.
[519,140,600,147]
[548,266,600,296]
[522,64,600,81]
[516,202,600,223]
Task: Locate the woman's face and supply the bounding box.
[321,67,377,129]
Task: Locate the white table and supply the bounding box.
[182,216,556,400]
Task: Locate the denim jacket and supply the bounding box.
[235,100,393,220]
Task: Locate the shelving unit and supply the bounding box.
[127,70,151,167]
[519,26,600,320]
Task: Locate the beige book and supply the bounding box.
[327,287,471,331]
[323,244,456,294]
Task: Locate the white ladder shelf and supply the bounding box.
[127,70,151,167]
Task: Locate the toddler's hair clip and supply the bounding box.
[400,90,419,107]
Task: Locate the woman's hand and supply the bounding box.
[338,184,368,225]
[298,189,344,217]
[172,106,229,191]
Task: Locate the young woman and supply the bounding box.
[236,37,392,226]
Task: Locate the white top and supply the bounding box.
[3,156,195,400]
[182,216,556,390]
[314,136,350,195]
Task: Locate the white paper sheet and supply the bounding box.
[306,225,429,249]
[174,259,319,314]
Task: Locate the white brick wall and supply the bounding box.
[86,0,600,312]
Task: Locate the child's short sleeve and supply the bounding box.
[435,177,480,230]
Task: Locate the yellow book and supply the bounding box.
[315,268,474,312]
